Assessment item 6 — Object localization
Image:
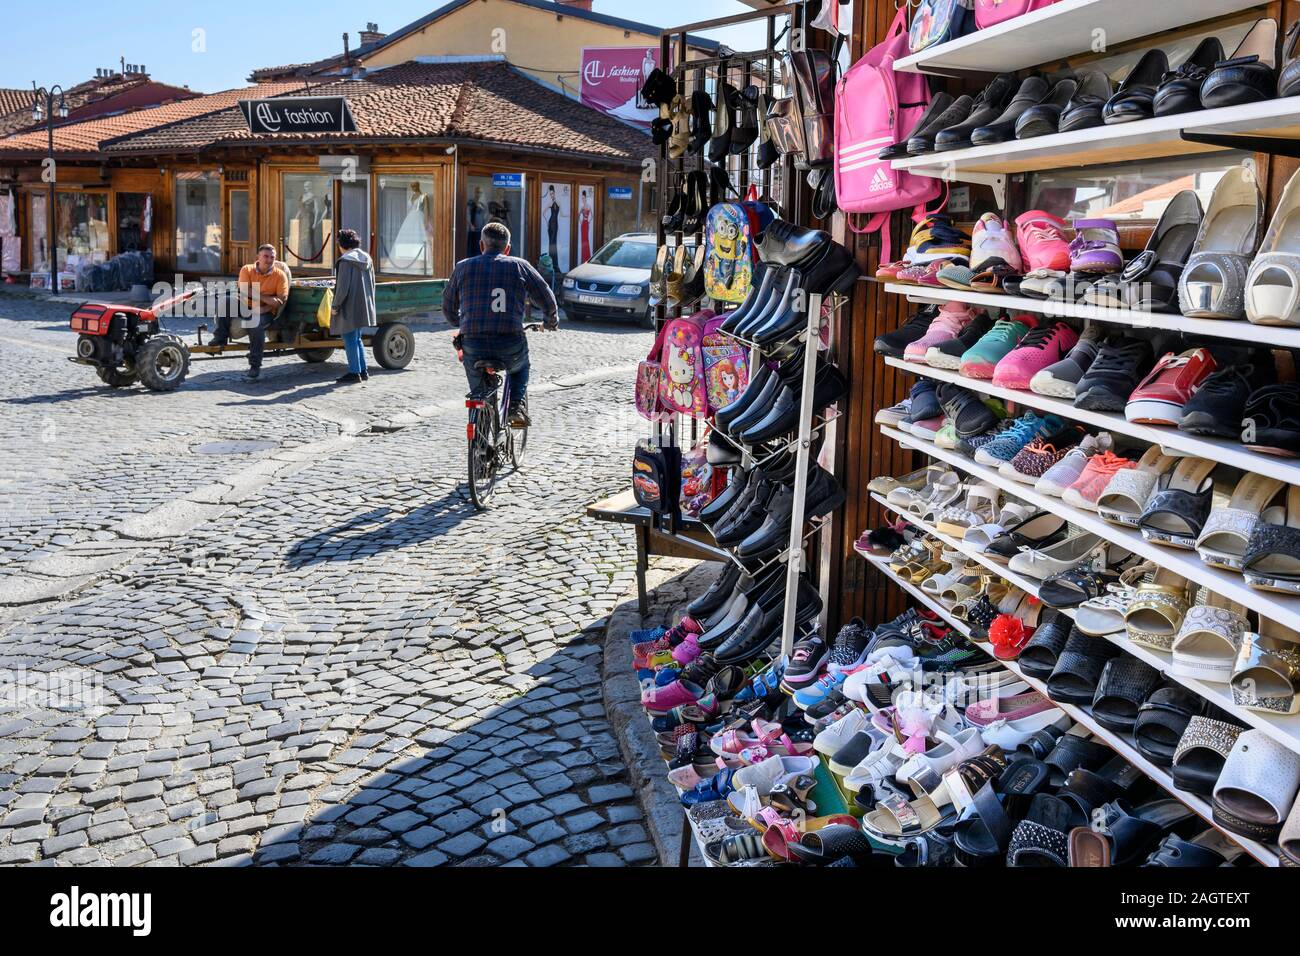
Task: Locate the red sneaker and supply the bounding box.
[1125,347,1217,425]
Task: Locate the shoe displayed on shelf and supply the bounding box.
[973,412,1064,466]
[874,306,938,358]
[1201,18,1280,109]
[1085,190,1203,312]
[1057,70,1114,133]
[904,303,977,363]
[1029,324,1104,399]
[926,313,994,369]
[936,381,999,438]
[1179,164,1265,320]
[1015,210,1072,272]
[1153,36,1227,116]
[1000,425,1086,484]
[1125,347,1217,426]
[1103,48,1170,123]
[1035,432,1113,497]
[1242,382,1300,457]
[955,417,1018,458]
[875,397,912,428]
[970,75,1053,147]
[1014,76,1080,140]
[1061,451,1138,512]
[899,379,941,431]
[1073,336,1156,412]
[894,91,959,157]
[959,314,1037,379]
[1246,168,1300,328]
[783,633,829,689]
[958,213,1024,292]
[1069,219,1123,275]
[934,73,1019,152]
[1179,353,1276,438]
[909,414,948,443]
[738,360,848,445]
[992,320,1080,389]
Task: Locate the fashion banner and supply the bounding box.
[580,47,665,128]
[540,182,572,278]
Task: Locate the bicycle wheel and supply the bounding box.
[467,400,501,510]
[509,417,529,468]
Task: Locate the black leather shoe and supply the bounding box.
[687,562,743,620]
[720,265,777,335]
[729,84,760,154]
[722,354,801,438]
[737,269,797,338]
[1104,48,1169,124]
[708,82,735,162]
[1154,36,1224,117]
[1201,18,1279,110]
[1058,70,1113,132]
[687,89,712,154]
[707,430,744,466]
[1014,77,1079,139]
[971,75,1052,147]
[880,92,952,159]
[796,242,862,299]
[699,469,752,528]
[736,466,847,560]
[934,73,1018,151]
[738,362,849,444]
[715,579,822,664]
[756,220,832,268]
[907,94,974,155]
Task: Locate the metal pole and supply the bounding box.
[779,289,823,659]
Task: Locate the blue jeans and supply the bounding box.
[342,329,367,375]
[460,334,530,407]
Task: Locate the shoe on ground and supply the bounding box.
[336,372,363,385]
[243,368,261,381]
[1030,324,1104,399]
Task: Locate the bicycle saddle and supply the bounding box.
[473,359,503,372]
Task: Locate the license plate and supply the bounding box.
[577,294,606,305]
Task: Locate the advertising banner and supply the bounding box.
[580,47,664,128]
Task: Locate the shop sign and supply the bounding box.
[492,173,524,189]
[607,186,633,200]
[581,47,665,128]
[240,97,357,135]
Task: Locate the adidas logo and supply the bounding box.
[868,167,893,192]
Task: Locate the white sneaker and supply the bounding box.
[1035,432,1112,497]
[813,709,870,759]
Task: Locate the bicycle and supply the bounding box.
[459,323,546,510]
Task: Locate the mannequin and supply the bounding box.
[294,181,326,263]
[578,189,592,264]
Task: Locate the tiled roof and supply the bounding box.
[102,61,652,164]
[0,81,310,158]
[0,89,38,137]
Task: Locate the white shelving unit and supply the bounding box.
[884,283,1300,351]
[892,0,1265,75]
[890,97,1300,178]
[878,423,1300,632]
[861,550,1280,867]
[880,354,1300,487]
[870,493,1300,757]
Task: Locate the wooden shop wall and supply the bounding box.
[822,0,1292,632]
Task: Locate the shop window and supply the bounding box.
[282,172,334,268]
[229,191,250,245]
[1028,152,1252,226]
[377,175,435,276]
[174,171,222,274]
[576,183,596,265]
[30,193,49,272]
[465,173,525,262]
[603,180,642,245]
[117,192,153,254]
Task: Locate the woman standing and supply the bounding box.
[330,228,377,385]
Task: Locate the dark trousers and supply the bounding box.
[213,313,272,370]
[460,334,530,407]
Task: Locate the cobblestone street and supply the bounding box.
[0,293,657,866]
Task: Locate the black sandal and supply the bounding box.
[1045,630,1121,706]
[1019,618,1075,680]
[1005,794,1078,867]
[1134,685,1207,767]
[1138,466,1215,550]
[1039,567,1120,609]
[1091,657,1163,734]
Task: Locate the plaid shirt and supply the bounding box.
[442,252,558,337]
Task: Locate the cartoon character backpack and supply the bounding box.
[700,314,749,415]
[656,310,715,418]
[704,200,775,304]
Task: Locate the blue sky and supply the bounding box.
[2,0,767,93]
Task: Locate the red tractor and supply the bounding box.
[69,293,192,391]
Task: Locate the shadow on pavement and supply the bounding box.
[285,489,478,568]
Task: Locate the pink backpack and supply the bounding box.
[834,6,944,264]
[975,0,1058,30]
[657,310,714,418]
[700,314,749,416]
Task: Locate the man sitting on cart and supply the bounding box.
[211,243,290,381]
[443,222,558,427]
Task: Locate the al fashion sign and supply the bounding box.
[580,47,666,129]
[239,96,358,134]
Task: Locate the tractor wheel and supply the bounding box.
[372,323,415,370]
[135,336,191,392]
[96,366,138,388]
[297,348,335,363]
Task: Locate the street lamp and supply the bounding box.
[31,82,68,295]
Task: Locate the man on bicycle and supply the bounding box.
[443,221,558,427]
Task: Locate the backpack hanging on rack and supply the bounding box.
[703,199,774,305]
[656,309,715,418]
[974,0,1059,30]
[910,0,977,53]
[784,34,843,168]
[833,5,945,264]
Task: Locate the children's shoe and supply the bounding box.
[1030,324,1104,399]
[959,314,1037,379]
[906,215,973,266]
[1124,347,1217,426]
[899,380,941,430]
[992,320,1080,389]
[926,314,994,369]
[792,670,849,711]
[934,422,959,449]
[969,212,1023,273]
[937,381,998,438]
[904,302,975,363]
[1015,210,1071,272]
[875,398,912,428]
[955,418,1018,458]
[642,679,706,714]
[1069,219,1124,274]
[874,306,937,358]
[1035,433,1113,497]
[999,425,1085,483]
[1061,451,1137,511]
[973,412,1063,466]
[909,415,947,443]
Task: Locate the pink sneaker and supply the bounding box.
[1015,211,1071,272]
[992,320,1080,389]
[971,213,1023,273]
[671,635,702,665]
[904,302,975,363]
[642,679,706,714]
[1061,452,1137,511]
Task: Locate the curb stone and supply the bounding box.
[601,556,724,868]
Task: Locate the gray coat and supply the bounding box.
[330,249,377,336]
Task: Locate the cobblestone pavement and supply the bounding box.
[0,292,658,866]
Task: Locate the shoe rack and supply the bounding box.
[868,0,1300,867]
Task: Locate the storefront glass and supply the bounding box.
[29,193,49,272]
[117,192,153,254]
[603,179,641,244]
[377,175,435,276]
[56,192,110,272]
[576,183,596,265]
[465,173,525,261]
[174,171,222,273]
[228,191,250,246]
[281,172,334,268]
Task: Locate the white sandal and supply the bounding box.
[1171,589,1251,684]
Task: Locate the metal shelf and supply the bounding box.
[891,0,1266,76]
[883,283,1300,351]
[861,550,1280,867]
[881,355,1300,487]
[878,424,1300,633]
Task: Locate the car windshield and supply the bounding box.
[588,239,657,270]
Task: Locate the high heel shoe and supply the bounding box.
[1179,164,1264,319]
[1246,168,1300,327]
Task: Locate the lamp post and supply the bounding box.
[31,83,68,295]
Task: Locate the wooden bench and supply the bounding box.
[587,491,728,616]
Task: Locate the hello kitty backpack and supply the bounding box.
[657,310,714,418]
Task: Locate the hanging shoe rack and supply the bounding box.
[870,0,1300,866]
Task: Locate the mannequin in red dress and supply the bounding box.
[578,190,592,263]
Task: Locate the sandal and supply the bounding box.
[984,511,1070,564]
[1243,484,1300,594]
[968,263,1020,294]
[863,791,953,839]
[1074,562,1154,637]
[1196,473,1288,571]
[1134,685,1207,767]
[1172,716,1247,796]
[989,601,1044,660]
[1095,446,1178,528]
[1212,729,1300,841]
[1090,657,1163,734]
[1281,798,1300,867]
[1018,616,1076,680]
[1039,566,1120,609]
[1231,619,1300,715]
[1046,630,1122,706]
[935,483,1000,539]
[1124,568,1194,652]
[886,464,953,512]
[1068,799,1198,867]
[1170,589,1250,683]
[1137,456,1218,550]
[870,466,931,497]
[1142,829,1248,867]
[1005,793,1080,867]
[787,823,886,866]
